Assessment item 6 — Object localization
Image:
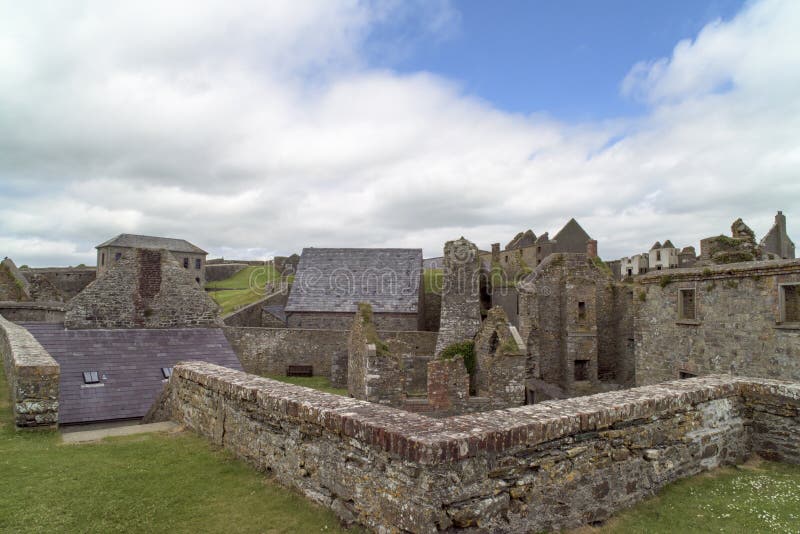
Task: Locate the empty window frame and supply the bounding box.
[656,250,662,261]
[679,371,697,379]
[183,257,189,268]
[195,258,201,269]
[780,284,800,323]
[83,371,100,384]
[573,360,590,381]
[101,253,105,266]
[115,252,122,261]
[577,301,586,322]
[678,288,696,320]
[161,367,173,379]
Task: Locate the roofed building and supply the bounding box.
[285,248,424,331]
[96,233,207,286]
[21,323,242,424]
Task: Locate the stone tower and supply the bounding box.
[435,237,482,355]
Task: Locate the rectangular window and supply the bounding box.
[574,360,589,381]
[101,253,105,266]
[679,371,697,379]
[577,301,586,321]
[781,284,800,323]
[195,258,201,269]
[627,268,633,277]
[161,367,173,379]
[679,289,696,320]
[183,257,189,268]
[115,252,122,261]
[656,251,661,261]
[83,371,100,384]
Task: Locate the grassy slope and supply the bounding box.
[207,265,282,315]
[264,375,348,396]
[0,366,348,534]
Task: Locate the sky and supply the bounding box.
[0,0,798,266]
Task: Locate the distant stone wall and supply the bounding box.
[287,311,419,331]
[205,263,247,283]
[635,259,800,385]
[0,301,66,323]
[66,248,220,329]
[491,287,519,327]
[422,291,441,331]
[23,267,96,299]
[222,291,287,327]
[223,326,436,381]
[435,237,482,355]
[0,315,59,427]
[163,362,800,532]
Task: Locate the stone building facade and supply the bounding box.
[96,233,207,286]
[66,248,220,329]
[518,253,634,401]
[634,259,800,385]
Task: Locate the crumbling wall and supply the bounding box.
[0,315,59,427]
[0,258,31,301]
[65,248,220,329]
[635,259,800,385]
[22,267,96,299]
[164,362,800,532]
[473,306,526,408]
[435,237,482,355]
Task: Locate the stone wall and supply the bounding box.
[422,291,441,331]
[22,267,96,299]
[0,315,59,427]
[473,307,526,409]
[0,258,30,301]
[491,286,519,327]
[161,362,800,532]
[205,263,248,283]
[222,325,437,380]
[287,311,420,331]
[635,259,800,385]
[435,237,482,355]
[66,248,220,329]
[0,301,66,323]
[222,291,287,326]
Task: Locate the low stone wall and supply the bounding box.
[224,326,437,381]
[0,301,66,323]
[0,316,59,427]
[163,362,800,532]
[23,267,96,299]
[205,263,248,282]
[222,292,287,327]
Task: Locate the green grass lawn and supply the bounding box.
[210,288,266,316]
[0,366,349,534]
[206,265,280,290]
[578,459,800,533]
[264,375,348,396]
[423,268,443,294]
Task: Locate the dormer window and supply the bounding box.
[83,371,100,384]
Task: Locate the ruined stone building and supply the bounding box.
[480,218,597,277]
[760,210,795,259]
[619,253,649,278]
[96,233,207,285]
[518,252,633,402]
[285,248,424,331]
[648,240,680,270]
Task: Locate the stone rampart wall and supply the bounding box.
[162,362,800,532]
[205,263,248,282]
[222,326,437,379]
[24,267,96,299]
[0,301,66,323]
[0,315,59,427]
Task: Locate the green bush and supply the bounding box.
[659,275,673,288]
[439,341,476,376]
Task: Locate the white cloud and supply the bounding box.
[0,0,798,266]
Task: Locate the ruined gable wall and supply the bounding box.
[634,260,800,385]
[164,362,800,532]
[435,237,482,355]
[0,260,31,301]
[65,249,219,329]
[0,315,59,427]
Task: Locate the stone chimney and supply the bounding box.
[491,243,500,264]
[586,239,598,259]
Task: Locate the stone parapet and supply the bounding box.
[0,315,59,427]
[636,258,800,284]
[165,361,800,532]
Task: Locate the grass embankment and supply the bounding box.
[207,265,284,315]
[578,459,800,533]
[423,268,443,294]
[0,365,347,533]
[264,375,347,396]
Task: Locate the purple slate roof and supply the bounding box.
[21,323,242,425]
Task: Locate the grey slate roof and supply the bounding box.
[96,234,207,254]
[21,323,241,424]
[285,248,422,314]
